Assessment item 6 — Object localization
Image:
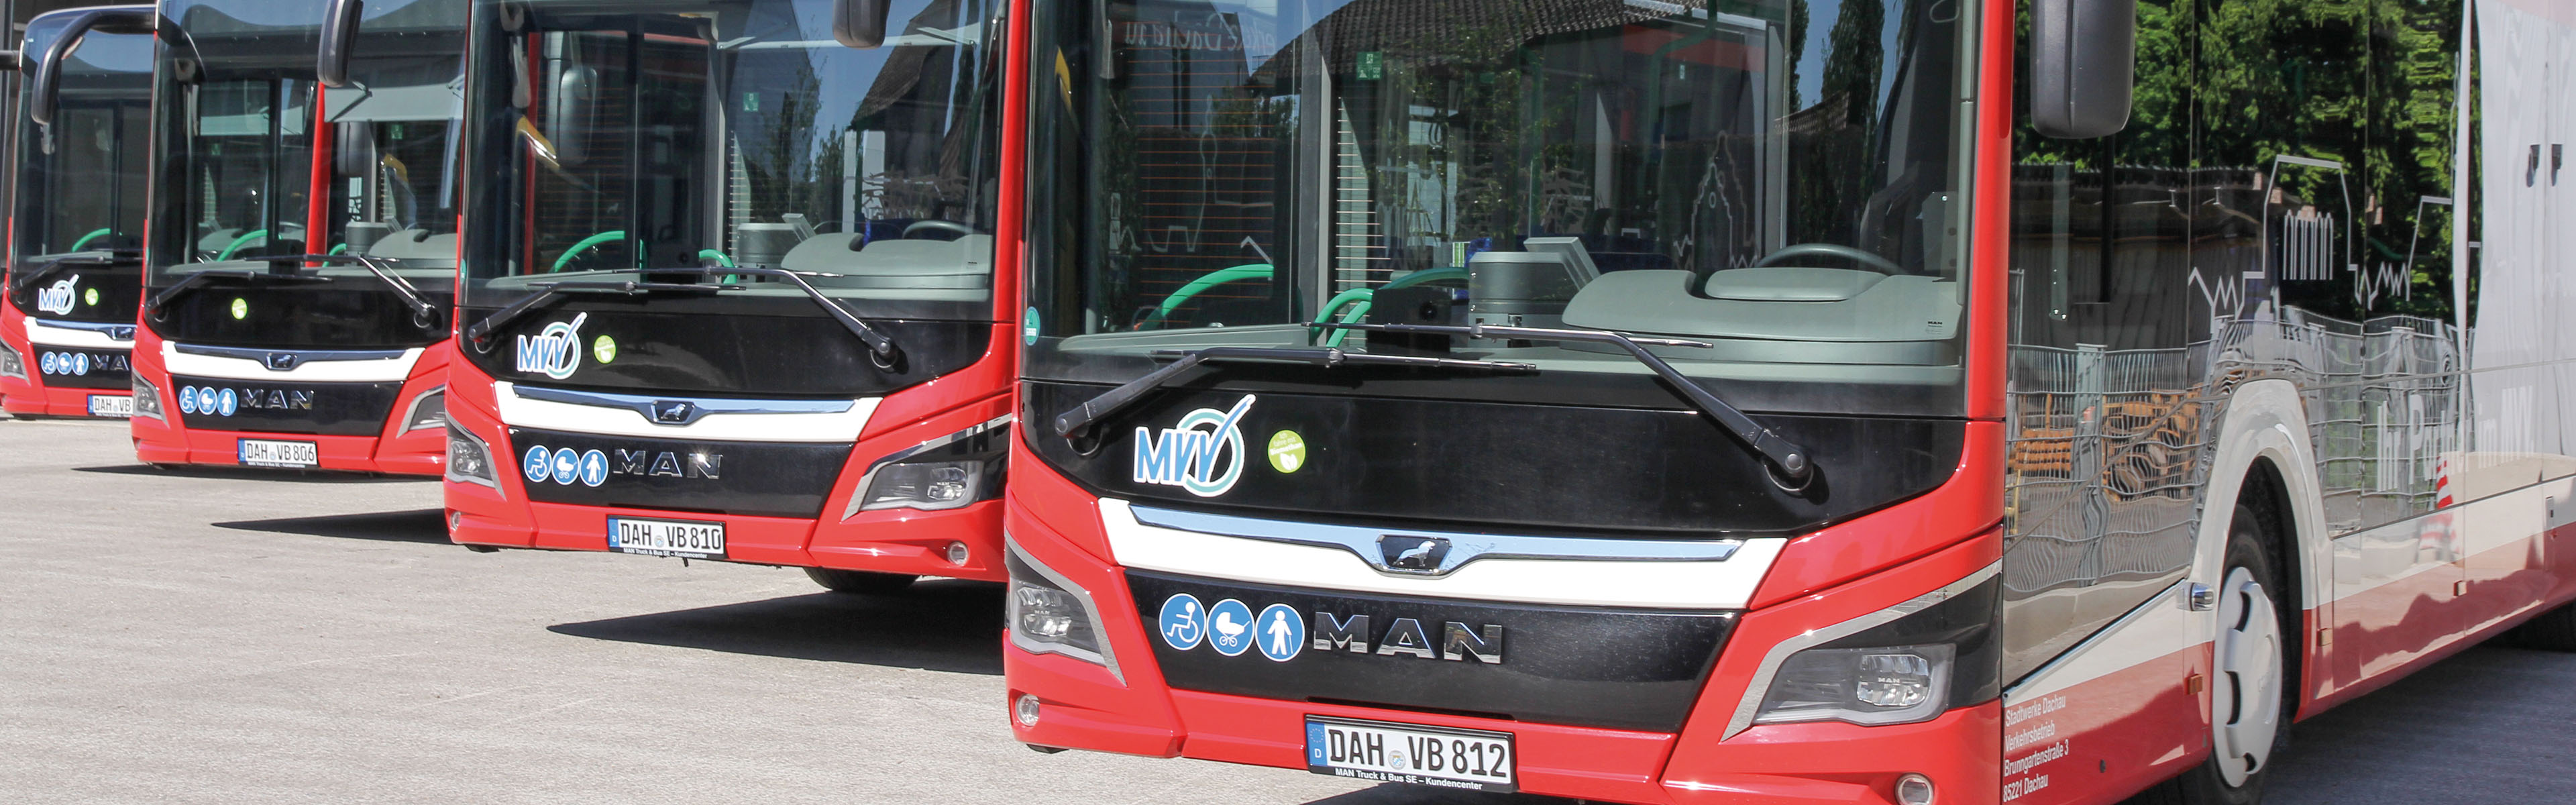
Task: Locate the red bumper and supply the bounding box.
[126,341,449,476]
[441,378,1010,582]
[1002,501,2005,805]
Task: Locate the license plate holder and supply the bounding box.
[1305,716,1515,792]
[607,517,726,559]
[236,438,319,468]
[87,394,133,418]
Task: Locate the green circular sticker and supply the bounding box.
[1022,307,1040,345]
[1267,429,1307,474]
[83,288,99,306]
[592,334,618,364]
[229,298,249,319]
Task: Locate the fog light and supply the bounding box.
[1014,694,1042,728]
[946,541,970,565]
[1896,773,1935,805]
[447,509,464,530]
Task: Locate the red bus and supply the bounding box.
[1000,0,2576,803]
[1,6,153,419]
[127,0,466,473]
[438,0,1022,593]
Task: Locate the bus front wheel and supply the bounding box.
[2147,503,2294,805]
[2508,604,2576,651]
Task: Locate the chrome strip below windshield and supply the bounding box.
[33,319,138,339]
[511,386,855,427]
[1127,504,1743,577]
[174,344,410,364]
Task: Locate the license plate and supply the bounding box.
[87,394,133,418]
[607,517,726,559]
[237,439,319,468]
[1305,716,1515,792]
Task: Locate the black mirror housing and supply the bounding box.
[319,0,365,88]
[833,0,891,48]
[2030,0,2137,139]
[28,7,155,126]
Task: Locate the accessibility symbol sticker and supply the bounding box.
[1255,603,1304,662]
[1157,593,1207,651]
[1207,598,1255,657]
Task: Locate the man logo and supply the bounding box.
[1379,536,1451,574]
[652,400,696,424]
[1132,395,1256,497]
[514,313,589,380]
[262,352,301,371]
[35,274,77,315]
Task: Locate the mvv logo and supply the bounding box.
[515,313,588,380]
[1132,395,1255,497]
[35,274,78,315]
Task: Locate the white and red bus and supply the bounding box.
[127,0,464,474]
[1,6,153,419]
[438,0,1022,592]
[998,0,2576,803]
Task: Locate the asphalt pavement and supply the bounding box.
[3,413,2571,804]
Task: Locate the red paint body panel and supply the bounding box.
[1995,646,2209,805]
[126,333,451,474]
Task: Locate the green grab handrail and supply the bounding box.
[1383,265,1467,290]
[1321,301,1372,347]
[1142,263,1272,327]
[329,243,350,254]
[69,227,111,252]
[698,249,735,268]
[1305,266,1468,345]
[215,230,269,260]
[551,230,627,272]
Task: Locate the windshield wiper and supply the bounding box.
[1051,345,1536,441]
[145,263,330,317]
[466,264,903,367]
[1318,321,1815,484]
[9,250,138,296]
[235,254,443,327]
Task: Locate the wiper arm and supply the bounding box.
[675,264,903,367]
[1051,345,1536,441]
[1319,321,1815,484]
[467,264,904,368]
[145,267,329,317]
[10,252,130,296]
[237,254,443,327]
[463,272,730,347]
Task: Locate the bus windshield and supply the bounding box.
[1024,0,1975,415]
[457,0,1004,313]
[13,23,152,270]
[148,0,464,290]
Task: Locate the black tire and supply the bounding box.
[2507,603,2576,651]
[2143,504,2296,805]
[804,567,917,595]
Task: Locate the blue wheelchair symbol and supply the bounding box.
[1158,594,1207,651]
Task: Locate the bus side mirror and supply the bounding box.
[2029,0,2136,139]
[833,0,890,49]
[28,7,155,126]
[319,0,364,89]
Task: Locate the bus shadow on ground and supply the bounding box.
[2262,644,2576,805]
[1305,786,1577,804]
[74,463,430,484]
[546,579,1007,675]
[213,508,449,543]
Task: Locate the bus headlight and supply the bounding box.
[0,347,23,380]
[848,417,1010,516]
[131,377,164,420]
[1754,644,1954,726]
[1005,540,1121,682]
[402,388,448,432]
[1733,565,2001,735]
[446,424,498,488]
